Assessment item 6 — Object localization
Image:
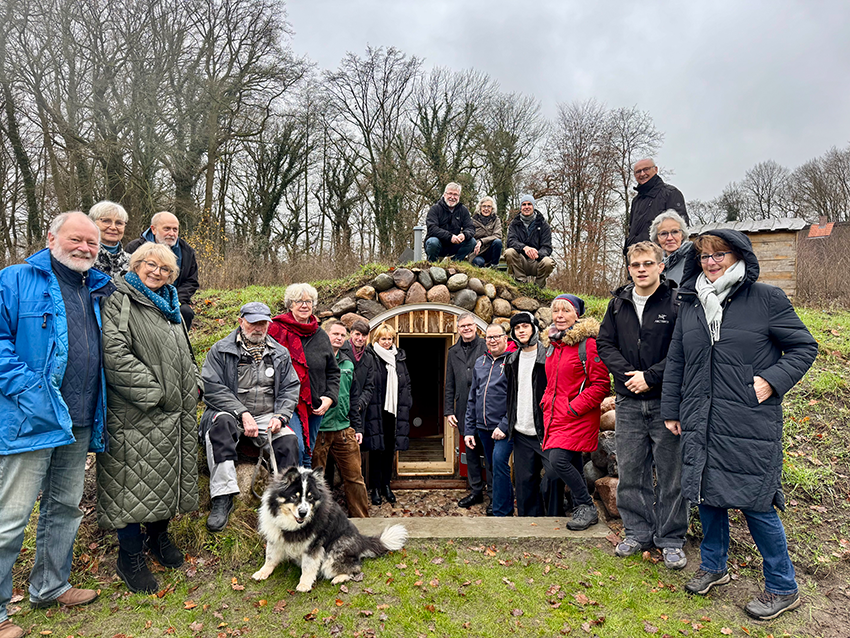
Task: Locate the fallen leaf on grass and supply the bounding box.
[644,620,658,633]
[429,579,439,587]
[273,600,287,612]
[303,608,319,621]
[145,621,152,629]
[335,599,345,606]
[360,610,373,617]
[183,600,197,610]
[573,593,590,605]
[431,557,444,565]
[511,609,523,617]
[502,577,516,590]
[230,578,244,591]
[189,621,203,632]
[741,627,751,635]
[424,604,437,613]
[9,594,23,604]
[720,629,732,635]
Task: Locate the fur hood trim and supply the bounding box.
[553,317,600,346]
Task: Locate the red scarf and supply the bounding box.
[268,311,317,446]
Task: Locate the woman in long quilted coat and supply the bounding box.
[97,243,200,594]
[662,229,817,621]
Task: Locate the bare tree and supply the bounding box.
[792,146,850,222]
[741,159,791,219]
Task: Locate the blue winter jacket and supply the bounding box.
[464,350,511,436]
[0,248,113,454]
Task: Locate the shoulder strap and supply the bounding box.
[118,293,131,333]
[577,338,588,393]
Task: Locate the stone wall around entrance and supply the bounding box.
[317,265,553,331]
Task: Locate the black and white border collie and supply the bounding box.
[252,466,408,591]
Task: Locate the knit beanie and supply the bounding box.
[519,194,536,207]
[553,293,585,317]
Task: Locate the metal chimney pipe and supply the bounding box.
[413,225,425,261]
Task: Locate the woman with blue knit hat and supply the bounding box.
[540,294,610,530]
[503,311,565,517]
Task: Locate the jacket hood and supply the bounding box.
[679,229,760,291]
[552,317,599,346]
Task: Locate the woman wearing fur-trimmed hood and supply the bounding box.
[540,294,611,531]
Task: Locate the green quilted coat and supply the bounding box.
[96,276,201,530]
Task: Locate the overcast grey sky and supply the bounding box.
[286,0,850,202]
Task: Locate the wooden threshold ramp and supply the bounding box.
[352,516,609,539]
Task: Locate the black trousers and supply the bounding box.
[546,447,593,510]
[368,411,396,489]
[465,430,492,495]
[513,432,565,517]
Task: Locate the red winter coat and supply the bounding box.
[540,318,610,453]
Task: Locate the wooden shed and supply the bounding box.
[689,218,808,298]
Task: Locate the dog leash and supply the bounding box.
[251,429,279,500]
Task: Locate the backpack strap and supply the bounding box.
[577,338,588,393]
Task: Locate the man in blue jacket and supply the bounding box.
[0,212,114,638]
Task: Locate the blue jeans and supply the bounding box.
[698,503,798,595]
[425,235,476,262]
[478,430,514,516]
[471,239,503,267]
[0,426,91,620]
[290,412,324,468]
[614,396,688,548]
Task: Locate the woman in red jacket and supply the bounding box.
[540,294,610,531]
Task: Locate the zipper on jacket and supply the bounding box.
[76,282,90,428]
[482,356,497,429]
[171,323,184,506]
[546,348,562,446]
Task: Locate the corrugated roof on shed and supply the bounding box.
[689,218,808,235]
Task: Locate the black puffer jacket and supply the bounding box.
[506,210,552,257]
[362,345,412,452]
[597,279,679,400]
[626,174,688,252]
[341,341,375,416]
[660,229,817,512]
[425,198,474,243]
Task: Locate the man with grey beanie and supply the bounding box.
[505,195,555,287]
[200,302,301,532]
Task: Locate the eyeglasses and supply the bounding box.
[634,166,655,175]
[142,260,173,276]
[628,260,657,269]
[293,299,313,306]
[657,229,681,239]
[699,252,732,264]
[458,323,475,330]
[99,218,126,227]
[485,335,505,341]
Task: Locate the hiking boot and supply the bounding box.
[145,521,184,568]
[381,485,396,504]
[685,569,731,595]
[116,535,159,594]
[567,504,598,531]
[206,494,235,532]
[615,537,647,557]
[30,586,98,609]
[458,492,484,508]
[370,488,382,506]
[486,502,494,516]
[662,547,688,570]
[0,620,23,638]
[744,591,801,620]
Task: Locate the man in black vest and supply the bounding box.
[445,313,488,510]
[625,159,688,253]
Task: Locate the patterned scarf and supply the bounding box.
[124,271,182,324]
[238,330,266,363]
[268,311,318,445]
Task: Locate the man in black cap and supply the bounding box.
[504,195,555,287]
[200,302,301,532]
[503,312,564,517]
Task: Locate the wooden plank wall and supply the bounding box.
[749,232,797,298]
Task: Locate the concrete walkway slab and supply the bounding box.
[352,516,609,539]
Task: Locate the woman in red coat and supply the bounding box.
[540,294,610,531]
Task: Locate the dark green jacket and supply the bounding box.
[96,275,201,529]
[320,348,362,434]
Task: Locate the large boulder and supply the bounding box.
[356,285,376,300]
[493,317,511,330]
[512,296,540,312]
[600,396,616,414]
[498,286,514,301]
[357,299,386,319]
[392,268,415,290]
[474,296,493,323]
[535,307,552,330]
[373,273,394,292]
[426,284,451,303]
[492,298,513,317]
[607,453,618,478]
[594,476,620,518]
[405,282,427,304]
[600,409,616,432]
[447,273,469,291]
[429,266,448,285]
[484,283,497,299]
[584,461,606,493]
[452,289,477,311]
[331,296,357,316]
[591,431,616,470]
[418,269,434,289]
[340,312,368,329]
[378,288,405,309]
[467,277,485,295]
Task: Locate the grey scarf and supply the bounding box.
[695,259,746,343]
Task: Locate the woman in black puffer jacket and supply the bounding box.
[362,323,412,506]
[661,229,817,620]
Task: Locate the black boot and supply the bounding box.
[144,520,184,568]
[117,535,158,594]
[381,485,396,504]
[370,488,382,506]
[206,494,235,533]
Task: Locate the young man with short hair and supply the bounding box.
[597,241,687,569]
